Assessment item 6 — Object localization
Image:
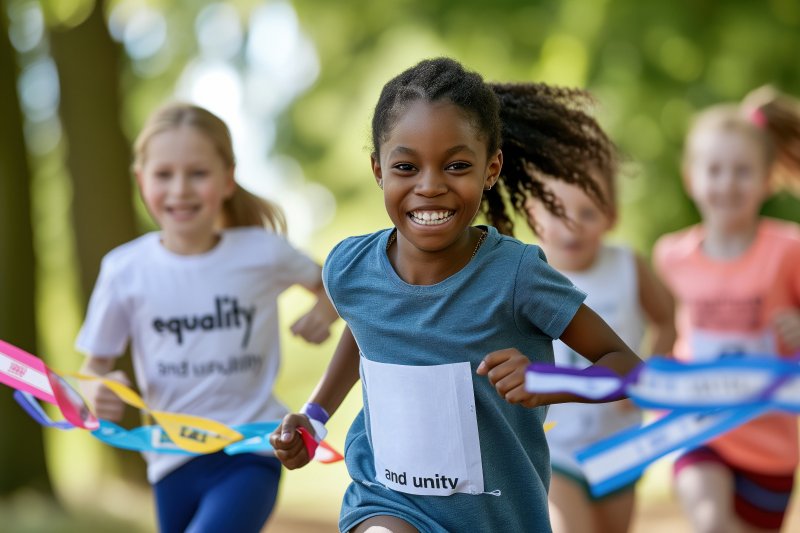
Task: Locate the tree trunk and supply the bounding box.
[50,2,138,296]
[0,5,53,497]
[50,1,145,484]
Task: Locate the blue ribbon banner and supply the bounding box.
[1,336,345,462]
[15,390,279,455]
[526,356,800,497]
[576,405,769,496]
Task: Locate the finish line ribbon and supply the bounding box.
[526,356,800,497]
[626,357,800,411]
[527,356,800,411]
[67,371,243,454]
[525,363,629,401]
[2,339,342,462]
[1,339,98,430]
[13,391,343,463]
[576,405,769,497]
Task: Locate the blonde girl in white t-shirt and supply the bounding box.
[76,103,337,533]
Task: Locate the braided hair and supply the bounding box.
[488,83,618,236]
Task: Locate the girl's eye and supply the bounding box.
[191,169,208,177]
[155,170,171,180]
[393,163,416,172]
[446,161,472,171]
[734,164,752,178]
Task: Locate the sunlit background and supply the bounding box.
[2,0,800,531]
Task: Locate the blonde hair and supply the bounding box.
[133,102,286,233]
[743,86,800,191]
[684,87,800,193]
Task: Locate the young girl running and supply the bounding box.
[270,57,643,533]
[75,103,338,533]
[490,82,676,533]
[654,87,800,533]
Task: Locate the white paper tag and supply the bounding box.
[362,356,484,496]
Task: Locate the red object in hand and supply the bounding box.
[297,426,319,459]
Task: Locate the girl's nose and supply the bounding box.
[415,169,447,196]
[715,168,737,188]
[170,174,190,195]
[559,215,582,236]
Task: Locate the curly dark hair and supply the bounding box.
[371,57,502,158]
[486,83,618,236]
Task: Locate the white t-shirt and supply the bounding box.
[76,227,321,482]
[545,244,646,478]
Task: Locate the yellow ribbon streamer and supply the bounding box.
[69,372,243,454]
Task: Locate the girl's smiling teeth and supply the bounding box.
[409,210,455,225]
[167,204,200,220]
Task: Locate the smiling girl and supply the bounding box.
[75,103,338,533]
[654,88,800,533]
[270,58,643,533]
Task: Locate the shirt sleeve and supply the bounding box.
[270,236,322,291]
[321,238,347,308]
[74,257,130,357]
[514,245,586,339]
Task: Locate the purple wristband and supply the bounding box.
[301,402,329,425]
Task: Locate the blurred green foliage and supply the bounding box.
[285,0,800,251]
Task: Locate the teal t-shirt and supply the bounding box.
[324,226,585,533]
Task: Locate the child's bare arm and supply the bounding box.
[79,356,129,421]
[559,304,642,376]
[774,309,800,351]
[478,304,643,407]
[290,280,340,344]
[270,325,360,469]
[636,254,676,356]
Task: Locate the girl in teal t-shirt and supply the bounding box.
[271,58,644,533]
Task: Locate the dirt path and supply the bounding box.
[265,494,800,532]
[263,498,690,532]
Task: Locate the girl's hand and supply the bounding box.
[81,370,129,422]
[613,398,639,414]
[476,348,542,408]
[269,413,315,470]
[774,310,800,351]
[290,289,339,344]
[290,309,333,344]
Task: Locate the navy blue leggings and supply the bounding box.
[153,452,281,533]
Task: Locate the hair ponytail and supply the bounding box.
[743,86,800,192]
[221,184,286,234]
[486,82,617,237]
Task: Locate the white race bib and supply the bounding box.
[361,356,484,496]
[690,329,777,362]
